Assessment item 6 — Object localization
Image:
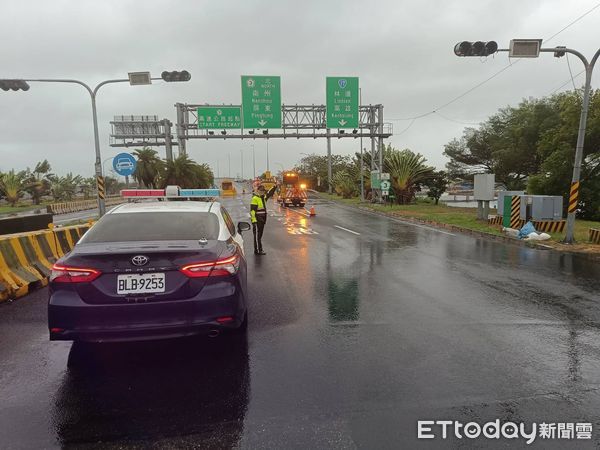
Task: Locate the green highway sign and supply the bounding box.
[241,76,282,128]
[371,171,381,189]
[197,106,241,129]
[326,77,359,128]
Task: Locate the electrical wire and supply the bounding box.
[386,2,600,127]
[566,53,579,91]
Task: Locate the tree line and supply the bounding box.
[0,160,124,207]
[0,148,215,207]
[444,89,600,220]
[131,148,214,189]
[294,146,448,204]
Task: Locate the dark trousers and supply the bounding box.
[252,221,265,252]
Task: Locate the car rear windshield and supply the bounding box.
[80,212,220,243]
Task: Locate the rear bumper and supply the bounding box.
[48,283,246,342]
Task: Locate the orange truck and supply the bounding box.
[220,179,237,197]
[278,171,307,207]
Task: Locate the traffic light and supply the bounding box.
[161,71,191,82]
[0,80,30,91]
[454,41,498,57]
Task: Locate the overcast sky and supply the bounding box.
[1,0,599,180]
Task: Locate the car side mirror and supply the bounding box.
[237,221,251,233]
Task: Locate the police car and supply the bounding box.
[48,187,251,342]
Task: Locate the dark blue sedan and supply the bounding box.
[48,201,251,342]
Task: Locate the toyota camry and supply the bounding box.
[48,199,251,342]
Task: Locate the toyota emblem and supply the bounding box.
[131,255,149,266]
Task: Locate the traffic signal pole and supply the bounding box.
[22,78,152,216]
[456,40,600,243]
[2,71,189,218]
[495,47,600,243]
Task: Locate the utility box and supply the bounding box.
[497,191,525,216]
[519,195,563,221]
[474,174,495,201]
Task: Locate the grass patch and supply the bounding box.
[318,192,600,244]
[0,203,49,215]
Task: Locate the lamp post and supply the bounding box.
[454,40,600,243]
[252,143,256,179]
[0,70,191,217]
[101,156,114,178]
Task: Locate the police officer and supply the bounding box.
[250,184,277,255]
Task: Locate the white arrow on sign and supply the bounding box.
[338,119,347,126]
[258,120,267,126]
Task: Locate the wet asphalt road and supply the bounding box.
[1,191,600,449]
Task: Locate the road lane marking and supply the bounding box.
[285,208,311,217]
[405,222,456,236]
[334,225,361,235]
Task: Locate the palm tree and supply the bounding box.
[133,147,163,188]
[386,149,433,204]
[332,170,358,198]
[24,159,53,204]
[48,173,83,201]
[0,170,25,206]
[80,177,96,200]
[159,154,212,188]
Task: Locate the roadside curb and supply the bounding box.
[316,194,600,262]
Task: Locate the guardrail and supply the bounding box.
[0,223,92,302]
[46,196,123,215]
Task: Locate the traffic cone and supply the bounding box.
[309,206,316,217]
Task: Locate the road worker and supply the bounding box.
[250,184,277,255]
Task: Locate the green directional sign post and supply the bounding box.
[197,106,241,129]
[326,77,359,128]
[241,76,282,129]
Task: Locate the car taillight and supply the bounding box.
[50,264,102,283]
[180,254,240,278]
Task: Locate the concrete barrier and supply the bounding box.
[0,223,92,302]
[47,196,123,215]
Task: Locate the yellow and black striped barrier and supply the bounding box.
[488,216,503,225]
[590,228,600,244]
[568,181,579,214]
[489,215,566,234]
[0,223,92,302]
[533,220,566,233]
[97,176,106,200]
[510,196,521,229]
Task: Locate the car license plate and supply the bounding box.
[117,273,165,295]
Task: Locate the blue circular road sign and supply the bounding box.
[112,153,137,177]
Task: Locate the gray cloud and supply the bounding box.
[1,0,599,179]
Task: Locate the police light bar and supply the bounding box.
[121,187,221,199]
[180,189,221,197]
[121,189,165,197]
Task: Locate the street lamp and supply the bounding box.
[102,156,115,178]
[0,70,191,217]
[454,39,600,244]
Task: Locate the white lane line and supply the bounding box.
[334,225,361,235]
[405,222,456,236]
